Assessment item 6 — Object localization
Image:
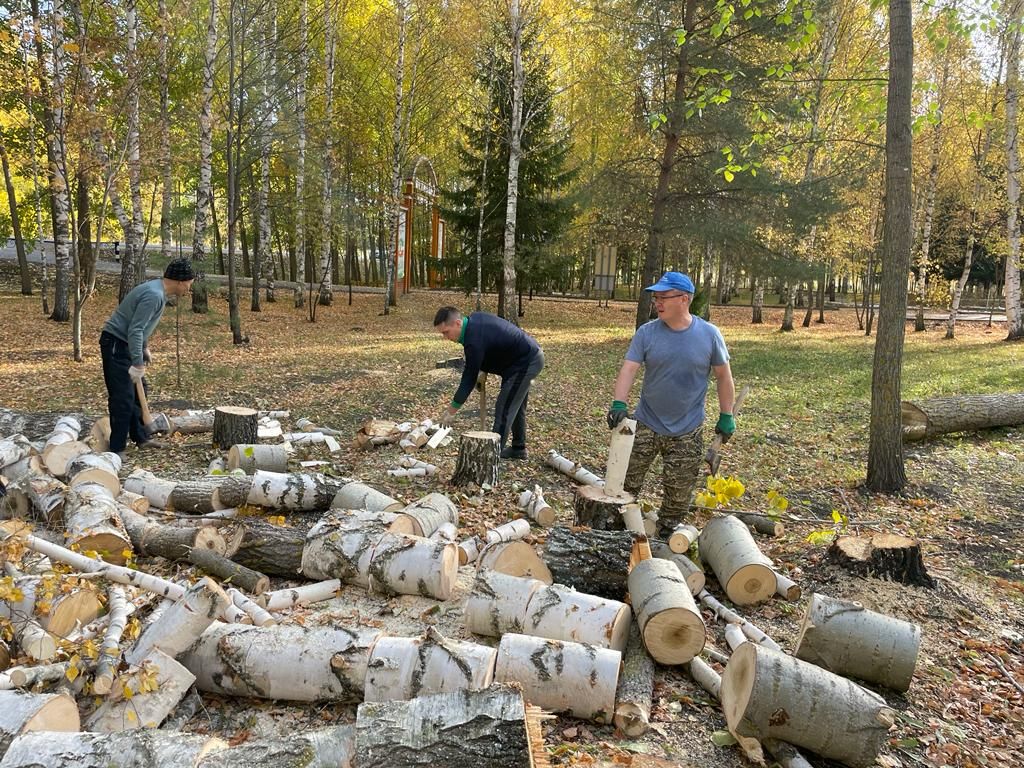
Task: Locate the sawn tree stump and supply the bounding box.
[572,484,636,530]
[829,534,934,587]
[451,431,500,488]
[212,407,258,450]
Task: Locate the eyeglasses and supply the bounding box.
[653,293,687,302]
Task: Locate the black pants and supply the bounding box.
[99,331,147,452]
[492,350,544,450]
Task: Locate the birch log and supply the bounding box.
[494,634,620,723]
[720,643,896,768]
[187,548,270,594]
[465,570,544,638]
[92,586,131,695]
[216,470,343,511]
[699,515,776,605]
[613,622,655,737]
[355,686,533,768]
[123,469,177,510]
[212,407,258,449]
[604,417,637,495]
[0,436,37,483]
[545,449,603,487]
[65,452,122,497]
[227,444,289,474]
[451,431,500,488]
[5,575,102,639]
[628,557,705,664]
[0,690,80,757]
[227,587,276,627]
[523,583,631,651]
[259,579,341,611]
[668,524,700,553]
[650,541,706,596]
[331,481,403,513]
[179,622,381,702]
[735,513,784,538]
[477,540,552,584]
[5,472,67,525]
[774,571,802,601]
[483,519,531,546]
[793,593,921,692]
[118,506,226,560]
[41,417,86,476]
[301,511,392,585]
[0,730,228,768]
[429,521,458,542]
[195,726,354,768]
[542,526,632,600]
[125,578,230,665]
[517,485,555,527]
[363,628,496,702]
[63,482,132,563]
[367,533,458,600]
[87,648,196,731]
[116,490,149,514]
[390,493,459,537]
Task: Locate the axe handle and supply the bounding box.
[477,374,487,430]
[705,384,751,474]
[135,378,153,425]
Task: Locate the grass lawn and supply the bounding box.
[1,268,1022,765]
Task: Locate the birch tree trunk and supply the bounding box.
[866,0,914,493]
[191,0,217,314]
[47,0,72,322]
[119,0,145,300]
[499,0,526,323]
[252,7,274,311]
[317,1,336,307]
[382,0,407,314]
[158,0,172,262]
[0,141,31,295]
[1005,0,1024,340]
[293,0,308,307]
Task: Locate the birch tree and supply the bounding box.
[499,0,526,323]
[1004,0,1024,341]
[46,0,72,322]
[159,0,173,262]
[119,0,146,300]
[294,0,308,309]
[382,0,408,315]
[191,0,218,314]
[317,0,336,309]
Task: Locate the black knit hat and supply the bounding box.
[164,258,196,282]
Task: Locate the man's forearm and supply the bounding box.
[613,362,640,402]
[715,372,736,414]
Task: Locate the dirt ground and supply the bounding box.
[1,270,1022,767]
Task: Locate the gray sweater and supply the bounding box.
[102,279,167,365]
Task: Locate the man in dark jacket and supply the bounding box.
[434,306,544,460]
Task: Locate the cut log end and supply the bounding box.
[726,563,777,606]
[829,534,935,587]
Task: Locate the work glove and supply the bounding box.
[438,408,455,427]
[607,401,628,430]
[715,413,736,443]
[128,365,146,383]
[143,347,152,363]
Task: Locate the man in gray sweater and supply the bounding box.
[100,259,195,455]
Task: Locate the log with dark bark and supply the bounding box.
[735,513,784,537]
[355,685,536,768]
[451,431,500,487]
[118,507,226,561]
[613,622,655,737]
[187,547,270,594]
[212,407,258,449]
[902,393,1024,441]
[572,485,636,530]
[0,408,94,441]
[195,726,354,768]
[542,526,633,600]
[167,478,232,514]
[230,519,310,577]
[829,534,934,587]
[0,730,229,768]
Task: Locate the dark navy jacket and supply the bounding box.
[454,312,541,406]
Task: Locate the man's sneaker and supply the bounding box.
[138,438,170,450]
[500,447,528,460]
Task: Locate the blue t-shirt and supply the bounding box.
[626,316,730,436]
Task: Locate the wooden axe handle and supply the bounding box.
[134,378,153,425]
[705,385,751,475]
[477,373,487,430]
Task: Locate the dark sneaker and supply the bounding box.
[500,447,528,460]
[138,438,170,450]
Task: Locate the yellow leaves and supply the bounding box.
[66,654,82,682]
[766,489,789,512]
[125,617,141,641]
[699,474,746,509]
[122,549,135,568]
[267,515,287,526]
[0,577,25,605]
[81,638,100,661]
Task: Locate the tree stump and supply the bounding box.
[721,643,896,768]
[542,526,634,600]
[572,484,636,530]
[451,431,500,488]
[794,593,921,692]
[212,406,258,449]
[829,534,934,587]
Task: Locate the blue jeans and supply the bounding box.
[99,331,148,452]
[492,349,544,450]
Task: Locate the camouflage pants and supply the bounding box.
[624,422,704,531]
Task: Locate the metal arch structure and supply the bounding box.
[394,155,446,295]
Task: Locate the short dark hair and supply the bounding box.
[164,258,196,282]
[433,306,461,326]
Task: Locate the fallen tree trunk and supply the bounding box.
[541,526,632,600]
[794,593,921,692]
[613,622,655,737]
[0,730,228,768]
[63,482,132,564]
[87,648,196,731]
[494,634,620,723]
[363,628,496,702]
[829,534,934,587]
[0,689,80,757]
[902,393,1024,441]
[699,515,776,605]
[355,685,536,768]
[628,557,705,664]
[721,643,896,768]
[180,622,381,702]
[196,726,353,768]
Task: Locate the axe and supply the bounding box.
[705,384,750,476]
[475,373,488,430]
[134,379,171,435]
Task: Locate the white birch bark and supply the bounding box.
[1005,0,1024,339]
[192,0,217,268]
[0,730,229,768]
[158,0,172,261]
[294,0,308,306]
[0,690,80,755]
[500,0,526,322]
[317,0,336,306]
[93,586,131,696]
[87,648,196,731]
[382,0,407,313]
[47,0,72,321]
[125,578,229,665]
[120,0,146,298]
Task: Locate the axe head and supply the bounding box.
[705,448,722,476]
[145,412,172,435]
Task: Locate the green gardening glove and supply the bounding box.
[715,413,736,443]
[607,401,628,430]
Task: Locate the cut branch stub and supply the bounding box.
[698,515,776,605]
[794,593,921,692]
[721,643,896,768]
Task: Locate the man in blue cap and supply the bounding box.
[608,271,735,533]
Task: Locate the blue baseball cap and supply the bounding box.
[644,271,695,293]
